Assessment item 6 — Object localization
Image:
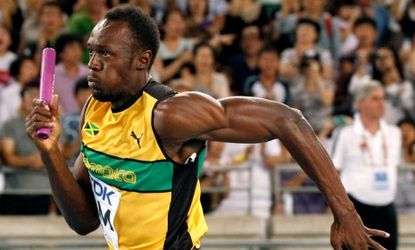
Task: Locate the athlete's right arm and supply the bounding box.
[25,95,100,235]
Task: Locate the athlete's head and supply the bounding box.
[87,4,160,105]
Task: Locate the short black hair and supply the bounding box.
[74,77,89,96]
[296,18,321,41]
[55,33,84,56]
[20,79,39,98]
[9,56,33,79]
[398,117,415,127]
[105,4,160,69]
[258,44,279,57]
[353,16,377,30]
[40,0,63,15]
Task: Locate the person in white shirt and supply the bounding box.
[331,79,401,250]
[213,140,282,220]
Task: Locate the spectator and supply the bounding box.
[244,44,290,104]
[0,56,38,128]
[349,16,379,91]
[54,33,88,114]
[0,25,16,86]
[60,77,92,167]
[332,80,401,250]
[0,80,51,215]
[371,46,414,124]
[276,0,341,61]
[20,1,66,62]
[0,0,24,52]
[199,141,227,214]
[395,117,415,213]
[213,140,285,220]
[332,0,360,56]
[226,25,263,94]
[19,0,46,49]
[184,0,222,38]
[333,55,355,116]
[290,49,334,134]
[280,18,333,84]
[153,9,194,84]
[67,0,108,63]
[355,0,391,47]
[176,0,228,33]
[182,42,230,98]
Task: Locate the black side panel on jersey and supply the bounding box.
[163,155,200,250]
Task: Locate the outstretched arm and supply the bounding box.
[25,95,99,235]
[154,92,388,249]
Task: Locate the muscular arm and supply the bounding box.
[155,92,387,249]
[25,95,99,235]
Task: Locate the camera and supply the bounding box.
[299,50,320,70]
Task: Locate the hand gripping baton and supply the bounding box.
[36,48,56,139]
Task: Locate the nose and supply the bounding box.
[88,52,101,71]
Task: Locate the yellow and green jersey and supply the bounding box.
[81,80,207,250]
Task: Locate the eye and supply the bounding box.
[87,48,93,56]
[103,50,111,57]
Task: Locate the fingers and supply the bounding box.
[25,98,55,137]
[368,238,386,250]
[367,228,390,239]
[50,94,59,117]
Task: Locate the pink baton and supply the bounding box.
[36,48,56,139]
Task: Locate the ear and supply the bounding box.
[134,50,153,71]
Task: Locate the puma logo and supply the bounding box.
[130,131,143,149]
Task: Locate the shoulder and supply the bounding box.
[155,91,223,115]
[153,91,226,140]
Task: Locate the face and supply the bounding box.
[374,47,395,71]
[19,59,38,83]
[60,41,83,64]
[358,87,385,120]
[354,24,377,47]
[258,51,279,76]
[87,20,142,103]
[241,26,263,56]
[164,11,185,38]
[0,26,11,53]
[296,24,318,45]
[399,123,415,147]
[40,5,64,33]
[194,46,214,71]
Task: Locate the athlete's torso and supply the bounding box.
[81,80,207,250]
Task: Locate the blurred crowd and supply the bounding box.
[0,0,415,221]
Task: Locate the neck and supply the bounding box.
[260,73,276,85]
[111,73,149,112]
[360,114,380,134]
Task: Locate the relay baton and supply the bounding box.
[36,48,56,139]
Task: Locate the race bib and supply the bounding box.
[90,175,121,249]
[373,170,389,191]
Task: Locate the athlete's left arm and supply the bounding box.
[154,92,388,250]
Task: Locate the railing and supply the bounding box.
[2,163,415,215]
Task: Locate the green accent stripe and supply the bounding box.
[81,146,173,192]
[197,148,206,178]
